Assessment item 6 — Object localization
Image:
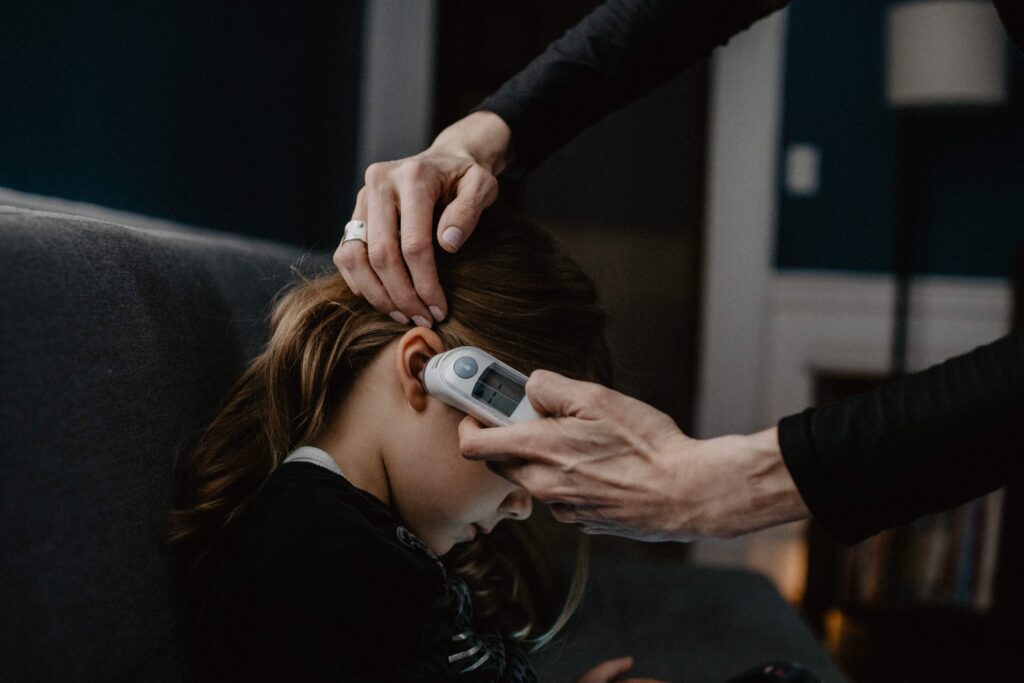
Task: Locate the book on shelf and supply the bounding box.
[836,488,1004,611]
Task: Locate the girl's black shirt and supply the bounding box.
[193,462,537,682]
[473,0,1024,546]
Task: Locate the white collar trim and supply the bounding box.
[281,446,347,479]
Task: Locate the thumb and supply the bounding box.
[436,165,498,253]
[458,413,537,463]
[526,370,612,420]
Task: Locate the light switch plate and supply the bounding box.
[786,143,820,197]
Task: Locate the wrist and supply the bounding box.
[743,427,811,531]
[429,111,511,175]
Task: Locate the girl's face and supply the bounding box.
[386,393,532,557]
[323,328,532,557]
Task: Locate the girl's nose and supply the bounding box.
[499,487,532,520]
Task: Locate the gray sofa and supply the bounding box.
[0,188,845,682]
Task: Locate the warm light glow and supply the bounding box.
[824,608,846,653]
[742,521,809,603]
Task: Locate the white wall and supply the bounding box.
[696,10,790,441]
[355,0,438,189]
[691,6,798,587]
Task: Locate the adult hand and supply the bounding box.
[459,370,811,542]
[336,111,510,327]
[576,656,668,683]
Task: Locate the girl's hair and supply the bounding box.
[168,205,612,650]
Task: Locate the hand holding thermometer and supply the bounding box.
[419,346,542,427]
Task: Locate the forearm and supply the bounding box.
[744,427,812,531]
[426,111,511,176]
[779,330,1024,545]
[473,0,790,175]
[696,428,809,538]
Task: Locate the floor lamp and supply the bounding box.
[885,0,1007,374]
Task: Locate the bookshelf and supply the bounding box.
[801,249,1024,681]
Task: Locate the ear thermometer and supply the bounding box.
[419,346,542,427]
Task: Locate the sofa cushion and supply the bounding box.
[0,190,325,681]
[533,558,847,682]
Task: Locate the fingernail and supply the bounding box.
[389,311,410,325]
[429,305,445,322]
[412,315,431,328]
[441,226,464,250]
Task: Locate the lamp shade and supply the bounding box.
[886,0,1007,107]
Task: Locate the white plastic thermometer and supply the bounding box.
[419,346,542,427]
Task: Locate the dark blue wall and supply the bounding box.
[0,1,365,248]
[775,0,1024,278]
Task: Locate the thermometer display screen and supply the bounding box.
[472,364,526,417]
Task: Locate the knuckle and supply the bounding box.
[479,171,498,196]
[534,489,560,505]
[458,438,477,457]
[583,384,609,408]
[399,158,429,180]
[467,163,497,189]
[335,246,359,269]
[528,369,550,387]
[364,162,390,186]
[414,282,442,306]
[364,295,389,313]
[401,237,432,260]
[454,205,480,227]
[366,242,396,270]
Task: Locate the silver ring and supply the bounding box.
[342,219,367,245]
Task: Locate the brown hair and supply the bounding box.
[168,205,612,649]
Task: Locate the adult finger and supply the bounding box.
[487,458,593,507]
[458,414,570,466]
[550,502,583,524]
[335,187,400,314]
[435,164,498,254]
[364,164,433,326]
[396,168,447,322]
[524,370,616,420]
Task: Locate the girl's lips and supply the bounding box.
[466,523,494,542]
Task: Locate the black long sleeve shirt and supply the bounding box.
[473,0,1024,545]
[193,462,536,682]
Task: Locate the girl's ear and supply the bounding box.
[395,327,445,412]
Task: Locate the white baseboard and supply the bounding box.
[764,270,1011,423]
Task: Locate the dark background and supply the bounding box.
[0,0,710,435]
[777,0,1024,278]
[0,1,365,248]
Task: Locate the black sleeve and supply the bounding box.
[994,0,1024,54]
[778,329,1024,545]
[471,0,790,176]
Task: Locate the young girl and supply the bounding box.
[168,207,655,682]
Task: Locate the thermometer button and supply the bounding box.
[453,356,478,379]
